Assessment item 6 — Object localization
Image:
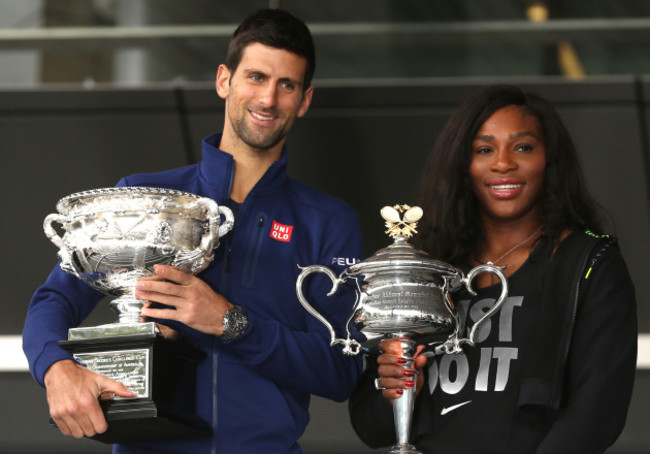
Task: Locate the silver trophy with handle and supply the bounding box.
[43,186,234,443]
[44,186,234,333]
[296,204,508,454]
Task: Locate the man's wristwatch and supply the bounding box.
[219,305,249,341]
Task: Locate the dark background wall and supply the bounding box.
[1,76,649,453]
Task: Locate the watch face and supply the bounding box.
[222,306,248,340]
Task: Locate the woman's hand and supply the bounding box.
[375,337,428,405]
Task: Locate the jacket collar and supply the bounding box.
[199,132,289,202]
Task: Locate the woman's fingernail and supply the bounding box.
[404,380,415,388]
[396,357,407,364]
[396,389,404,396]
[402,369,415,377]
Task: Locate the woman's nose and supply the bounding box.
[491,149,517,172]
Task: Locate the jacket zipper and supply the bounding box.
[212,165,236,454]
[554,238,613,407]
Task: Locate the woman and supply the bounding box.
[348,85,637,453]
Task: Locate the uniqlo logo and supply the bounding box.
[270,220,293,242]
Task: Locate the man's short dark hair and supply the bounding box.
[225,9,315,90]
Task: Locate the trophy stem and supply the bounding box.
[386,337,422,454]
[110,294,146,324]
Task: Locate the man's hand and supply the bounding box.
[44,359,136,438]
[136,264,233,336]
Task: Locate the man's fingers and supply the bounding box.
[98,391,115,401]
[155,322,180,339]
[136,280,184,299]
[52,416,73,437]
[85,408,108,435]
[112,384,138,399]
[51,395,106,438]
[140,305,180,322]
[100,376,138,399]
[153,264,193,284]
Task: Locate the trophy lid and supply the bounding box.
[346,205,459,276]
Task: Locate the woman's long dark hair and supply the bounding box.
[415,85,605,265]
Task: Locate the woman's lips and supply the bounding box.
[486,182,524,199]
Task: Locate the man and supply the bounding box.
[23,9,363,453]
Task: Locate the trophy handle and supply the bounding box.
[443,264,508,354]
[296,265,362,355]
[216,205,235,238]
[43,213,76,275]
[195,198,234,252]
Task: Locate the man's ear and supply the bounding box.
[216,64,231,99]
[297,85,314,118]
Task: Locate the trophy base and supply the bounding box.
[386,443,422,454]
[91,398,211,444]
[55,327,211,444]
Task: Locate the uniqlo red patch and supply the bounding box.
[270,220,293,242]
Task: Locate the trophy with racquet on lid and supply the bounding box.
[296,204,508,454]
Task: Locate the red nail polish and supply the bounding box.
[396,357,407,364]
[404,380,415,388]
[402,369,415,377]
[396,389,404,396]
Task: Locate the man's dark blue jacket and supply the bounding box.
[23,133,364,453]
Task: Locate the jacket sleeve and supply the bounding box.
[535,245,638,453]
[218,207,365,402]
[22,266,104,386]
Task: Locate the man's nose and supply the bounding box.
[258,83,277,107]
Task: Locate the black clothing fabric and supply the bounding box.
[349,231,637,454]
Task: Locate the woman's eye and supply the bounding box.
[516,144,533,153]
[474,147,492,154]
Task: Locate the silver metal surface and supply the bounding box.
[296,204,509,453]
[68,321,156,340]
[388,338,420,454]
[296,231,508,355]
[44,186,234,329]
[74,348,150,398]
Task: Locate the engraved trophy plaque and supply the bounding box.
[43,187,234,443]
[296,205,508,454]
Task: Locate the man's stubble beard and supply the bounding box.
[229,106,290,152]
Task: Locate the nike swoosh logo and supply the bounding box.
[440,400,472,415]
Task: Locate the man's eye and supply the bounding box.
[280,81,295,90]
[250,74,263,82]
